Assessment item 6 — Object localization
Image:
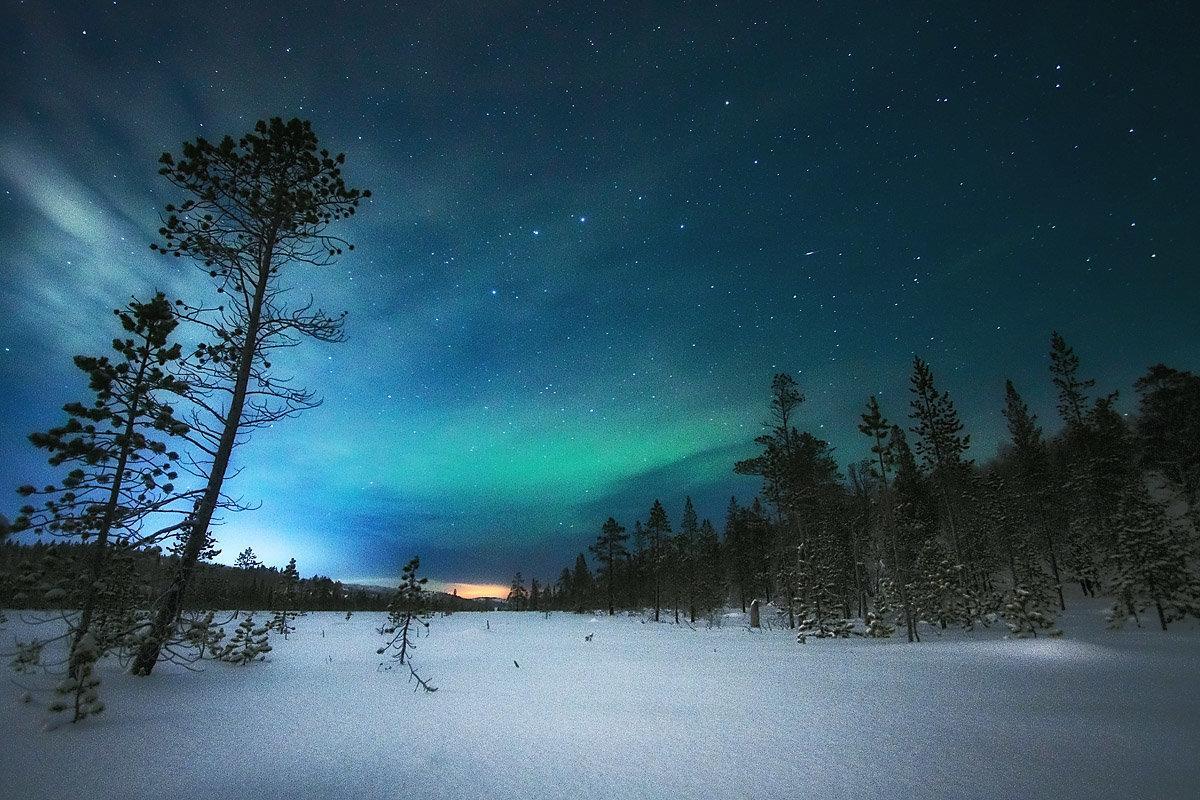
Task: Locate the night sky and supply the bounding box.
[1,2,1197,590]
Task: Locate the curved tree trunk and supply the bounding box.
[131,255,272,676]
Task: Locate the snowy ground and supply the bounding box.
[2,604,1198,800]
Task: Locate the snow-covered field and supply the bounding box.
[2,605,1198,800]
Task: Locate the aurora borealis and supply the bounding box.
[1,2,1197,587]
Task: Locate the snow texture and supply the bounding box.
[1,603,1198,799]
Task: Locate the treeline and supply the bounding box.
[0,542,408,613]
[513,338,1200,640]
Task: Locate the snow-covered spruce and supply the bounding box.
[48,630,103,725]
[268,558,301,639]
[1107,482,1199,630]
[268,608,296,639]
[218,615,272,665]
[183,611,227,660]
[865,578,897,638]
[1001,587,1062,639]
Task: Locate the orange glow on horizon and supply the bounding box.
[443,582,509,600]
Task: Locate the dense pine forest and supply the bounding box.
[523,350,1200,640]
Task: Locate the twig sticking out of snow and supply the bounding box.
[408,661,437,693]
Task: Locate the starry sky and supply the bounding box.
[1,1,1197,589]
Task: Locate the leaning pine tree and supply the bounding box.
[377,557,436,692]
[132,118,369,675]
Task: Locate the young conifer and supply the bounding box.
[1001,587,1062,639]
[13,293,190,668]
[377,556,436,692]
[865,578,897,638]
[49,629,104,724]
[269,558,300,638]
[1107,483,1199,630]
[183,610,227,660]
[219,615,272,664]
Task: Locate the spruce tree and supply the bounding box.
[1002,379,1066,609]
[219,614,272,664]
[910,537,977,631]
[846,461,873,620]
[589,517,629,615]
[1047,331,1112,596]
[1107,483,1199,630]
[865,578,896,638]
[746,498,775,604]
[1086,396,1136,518]
[1001,587,1062,639]
[571,553,594,614]
[644,501,671,621]
[675,497,700,623]
[695,518,724,619]
[723,497,753,612]
[859,397,918,641]
[269,558,300,638]
[908,357,972,563]
[49,629,104,724]
[794,528,852,641]
[556,567,574,611]
[1049,331,1094,429]
[1135,364,1200,512]
[506,572,528,610]
[630,519,647,609]
[234,546,264,609]
[133,118,370,675]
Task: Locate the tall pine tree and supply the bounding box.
[133,118,369,674]
[589,517,629,615]
[644,500,671,621]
